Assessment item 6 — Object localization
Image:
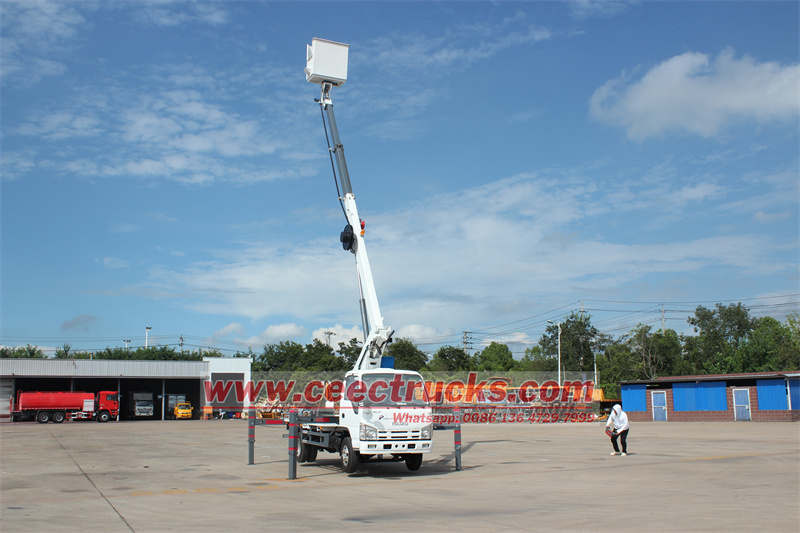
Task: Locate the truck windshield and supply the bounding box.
[351,373,430,407]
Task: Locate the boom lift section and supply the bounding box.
[314,57,393,371]
[302,38,432,474]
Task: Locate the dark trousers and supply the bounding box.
[611,429,629,453]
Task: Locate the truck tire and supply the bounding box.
[306,446,318,463]
[97,411,111,423]
[36,411,50,424]
[297,432,310,463]
[52,411,66,423]
[340,437,358,473]
[405,454,423,471]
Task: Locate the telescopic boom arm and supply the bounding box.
[312,59,393,371]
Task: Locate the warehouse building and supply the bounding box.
[0,357,252,421]
[620,371,800,422]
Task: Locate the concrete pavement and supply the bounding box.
[2,419,798,531]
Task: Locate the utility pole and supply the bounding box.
[462,331,473,354]
[145,326,152,348]
[180,335,185,355]
[547,321,562,387]
[323,331,335,347]
[661,304,666,333]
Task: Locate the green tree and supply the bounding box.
[300,339,347,371]
[257,341,305,371]
[733,317,800,372]
[336,338,362,369]
[516,345,555,372]
[197,348,224,359]
[54,344,72,358]
[627,325,682,379]
[1,344,46,358]
[385,338,428,371]
[783,311,800,364]
[540,312,598,373]
[427,345,474,371]
[683,303,757,373]
[596,340,639,398]
[474,342,515,371]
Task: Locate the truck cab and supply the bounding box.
[339,369,432,468]
[174,401,193,419]
[298,368,433,472]
[129,392,154,418]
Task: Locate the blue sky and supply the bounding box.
[2,0,798,357]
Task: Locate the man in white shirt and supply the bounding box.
[605,404,629,456]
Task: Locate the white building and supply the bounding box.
[1,357,252,421]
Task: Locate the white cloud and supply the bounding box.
[11,66,305,185]
[475,332,537,349]
[1,0,87,86]
[213,322,245,338]
[0,150,37,181]
[61,314,99,332]
[133,1,230,27]
[753,211,791,224]
[110,223,139,234]
[360,22,550,77]
[240,323,307,347]
[134,168,791,341]
[17,111,102,140]
[102,257,130,269]
[590,49,800,140]
[569,0,630,19]
[311,325,364,347]
[151,245,356,321]
[394,324,456,347]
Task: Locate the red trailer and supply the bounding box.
[10,391,120,423]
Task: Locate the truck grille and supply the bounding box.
[377,429,421,440]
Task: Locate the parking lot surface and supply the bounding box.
[2,419,798,532]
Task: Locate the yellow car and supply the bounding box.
[174,402,193,419]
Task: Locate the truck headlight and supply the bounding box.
[421,424,432,440]
[360,423,378,441]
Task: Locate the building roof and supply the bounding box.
[620,370,800,385]
[0,358,251,379]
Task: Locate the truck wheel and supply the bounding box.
[52,411,66,423]
[297,431,310,463]
[36,411,50,424]
[97,411,111,423]
[307,446,318,462]
[405,454,423,471]
[340,437,359,473]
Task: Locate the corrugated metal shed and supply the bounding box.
[621,383,647,412]
[620,371,800,385]
[0,359,208,378]
[673,381,727,411]
[756,379,788,410]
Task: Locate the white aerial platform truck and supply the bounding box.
[297,38,433,473]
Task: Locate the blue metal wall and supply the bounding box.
[697,381,728,410]
[789,379,800,411]
[673,381,727,411]
[620,383,646,412]
[756,379,788,410]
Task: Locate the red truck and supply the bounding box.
[10,391,120,423]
